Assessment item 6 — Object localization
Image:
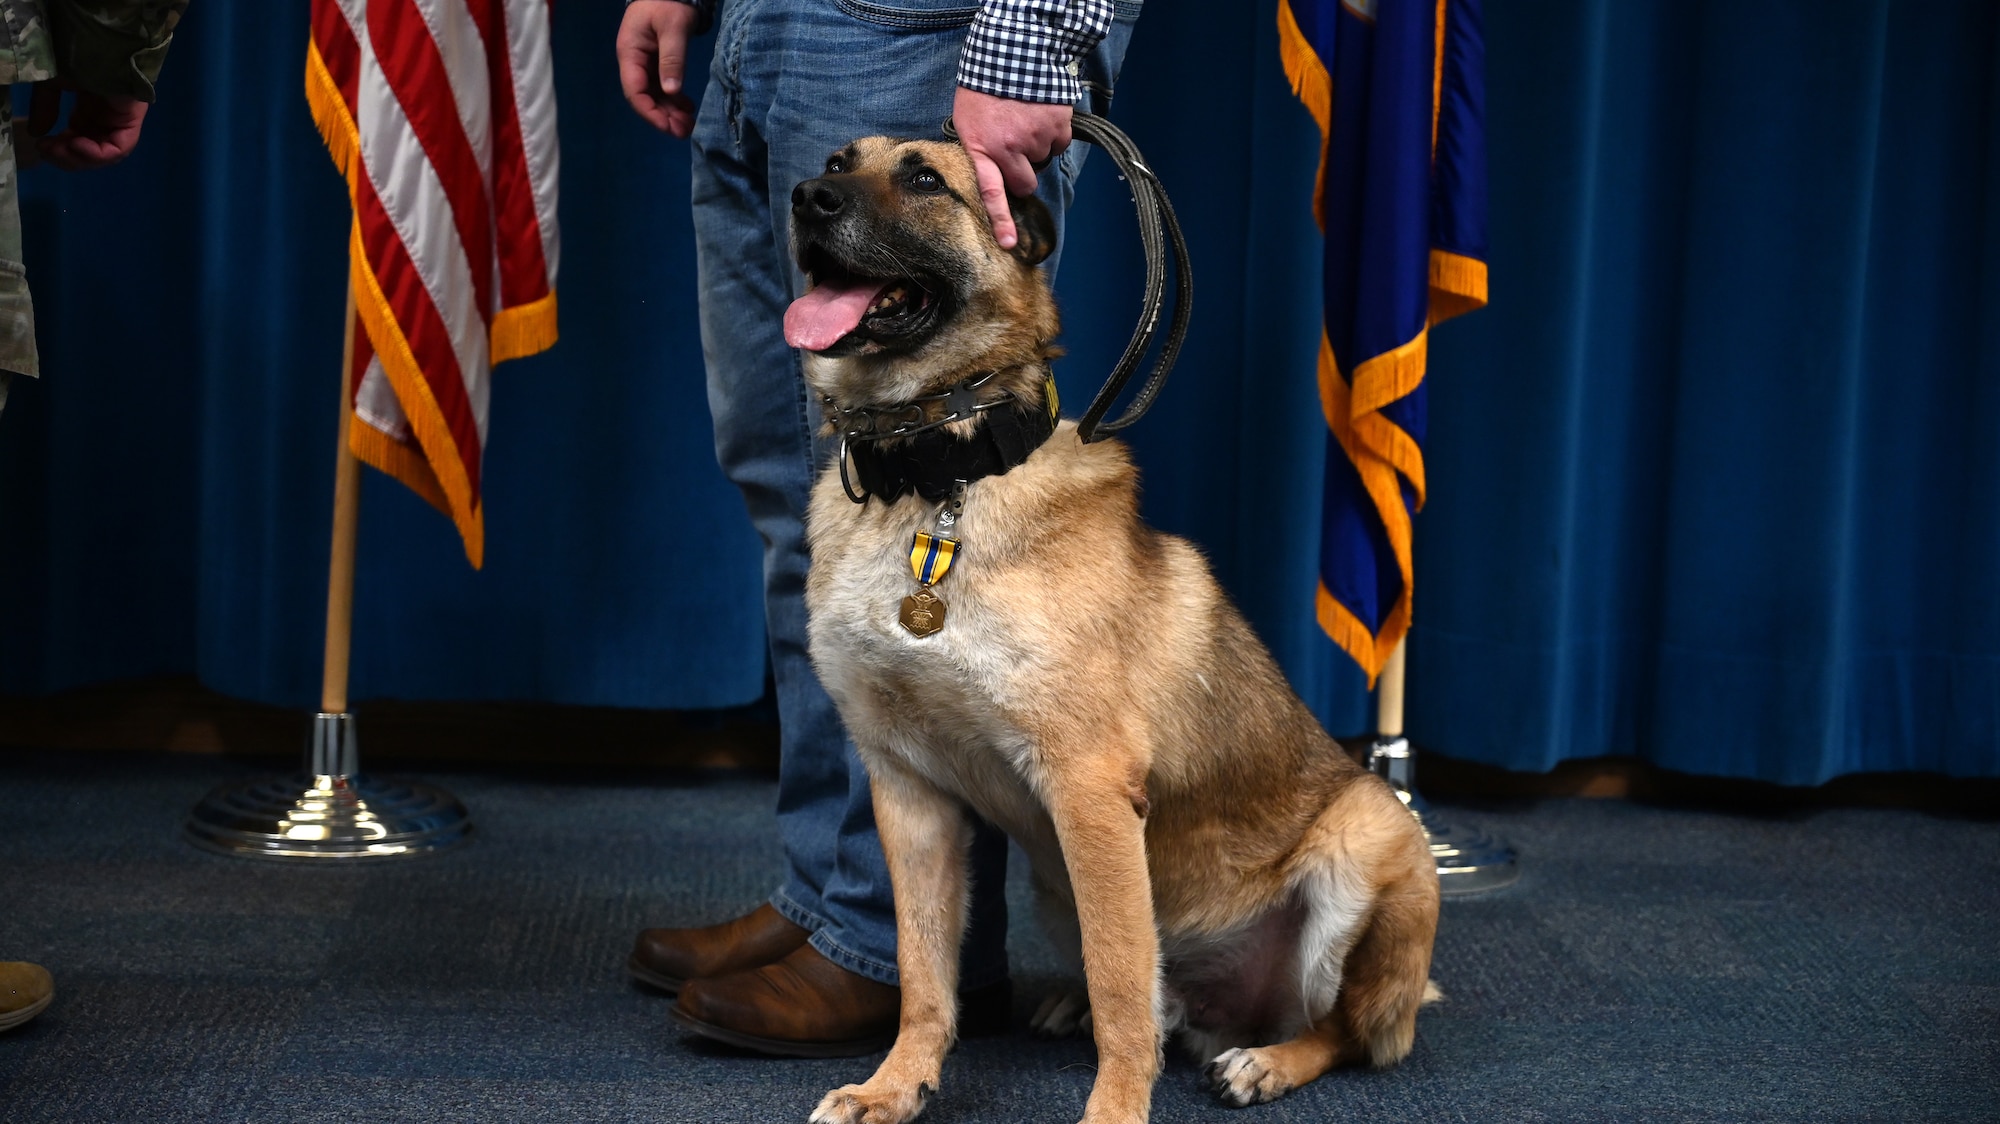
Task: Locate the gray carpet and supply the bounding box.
[0,749,1995,1123]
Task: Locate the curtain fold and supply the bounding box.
[1417,0,2000,783]
[3,1,1995,783]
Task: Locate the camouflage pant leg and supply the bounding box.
[0,88,38,416]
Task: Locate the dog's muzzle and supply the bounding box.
[785,179,942,356]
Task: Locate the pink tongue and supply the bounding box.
[785,280,888,352]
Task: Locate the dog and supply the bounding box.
[787,137,1439,1124]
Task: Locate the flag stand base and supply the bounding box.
[184,712,472,862]
[1369,735,1518,896]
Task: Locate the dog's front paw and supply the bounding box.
[1205,1047,1296,1107]
[1029,990,1092,1038]
[809,1080,932,1124]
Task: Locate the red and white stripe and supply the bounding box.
[309,0,559,566]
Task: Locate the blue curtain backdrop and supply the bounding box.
[2,1,1995,786]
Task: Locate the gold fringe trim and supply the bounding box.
[1354,409,1426,510]
[347,219,487,569]
[1318,582,1382,688]
[1277,0,1332,231]
[1315,581,1411,689]
[1429,248,1488,325]
[1340,330,1429,510]
[1349,327,1427,417]
[1315,330,1417,684]
[1290,1,1484,679]
[311,38,486,568]
[305,41,359,194]
[348,411,452,517]
[490,289,558,364]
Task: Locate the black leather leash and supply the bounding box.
[827,115,1193,507]
[1062,112,1193,443]
[943,112,1193,443]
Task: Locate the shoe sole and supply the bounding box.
[626,954,687,996]
[0,991,52,1033]
[669,1005,895,1059]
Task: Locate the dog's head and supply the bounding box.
[786,137,1060,408]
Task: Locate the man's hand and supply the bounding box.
[618,0,699,138]
[952,88,1071,250]
[26,81,149,171]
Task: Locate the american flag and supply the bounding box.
[306,0,561,568]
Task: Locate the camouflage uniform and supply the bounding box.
[0,0,185,413]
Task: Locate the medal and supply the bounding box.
[898,480,967,639]
[900,588,946,637]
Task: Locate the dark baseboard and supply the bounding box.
[3,677,1992,814]
[0,676,778,772]
[1352,739,1998,816]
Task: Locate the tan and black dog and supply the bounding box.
[788,137,1439,1124]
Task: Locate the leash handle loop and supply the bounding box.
[941,112,1192,444]
[1067,112,1192,443]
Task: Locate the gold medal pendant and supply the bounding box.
[898,482,967,639]
[900,587,946,638]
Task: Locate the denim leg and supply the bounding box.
[688,0,1134,991]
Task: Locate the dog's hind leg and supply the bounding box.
[1204,880,1436,1104]
[812,755,975,1124]
[1206,791,1439,1106]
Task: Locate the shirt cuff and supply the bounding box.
[47,0,185,102]
[956,0,1115,106]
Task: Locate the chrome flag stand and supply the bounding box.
[1368,640,1517,895]
[185,291,472,861]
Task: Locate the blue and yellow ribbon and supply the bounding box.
[909,531,959,587]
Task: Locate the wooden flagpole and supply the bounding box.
[183,277,471,858]
[322,284,361,716]
[1376,636,1408,739]
[1368,608,1518,894]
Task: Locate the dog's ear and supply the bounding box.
[1006,193,1057,267]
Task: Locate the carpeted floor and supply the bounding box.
[0,749,1994,1123]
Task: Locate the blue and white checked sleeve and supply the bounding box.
[957,0,1116,106]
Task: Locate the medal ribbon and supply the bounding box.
[909,531,958,587]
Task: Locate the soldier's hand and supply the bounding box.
[27,81,149,171]
[952,88,1070,251]
[618,0,699,138]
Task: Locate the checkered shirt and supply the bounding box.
[636,0,1113,106]
[958,0,1116,106]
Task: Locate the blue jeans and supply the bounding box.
[689,0,1136,988]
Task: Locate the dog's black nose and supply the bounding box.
[792,177,849,219]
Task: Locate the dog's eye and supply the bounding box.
[909,170,943,194]
[826,155,847,175]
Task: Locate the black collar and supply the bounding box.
[832,376,1058,504]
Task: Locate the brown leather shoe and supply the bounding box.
[672,943,899,1057]
[628,903,809,995]
[0,962,53,1033]
[671,944,1014,1058]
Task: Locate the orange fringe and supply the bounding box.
[1277,0,1333,231]
[307,38,492,568]
[491,290,558,364]
[1285,1,1491,680]
[1315,332,1416,687]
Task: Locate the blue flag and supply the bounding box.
[1280,0,1488,685]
